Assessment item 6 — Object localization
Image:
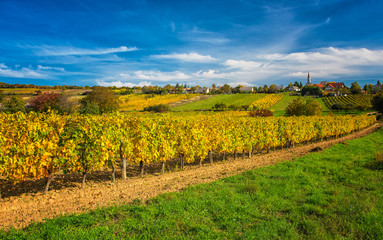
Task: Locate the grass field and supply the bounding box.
[172,94,265,111]
[2,128,382,239]
[269,93,299,116]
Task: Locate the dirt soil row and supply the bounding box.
[0,123,382,230]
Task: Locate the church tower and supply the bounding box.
[305,72,313,86]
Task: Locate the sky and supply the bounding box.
[0,0,382,87]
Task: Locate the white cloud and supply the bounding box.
[224,59,263,70]
[0,63,46,78]
[96,80,151,88]
[35,45,138,56]
[134,70,190,81]
[37,65,65,72]
[152,52,216,62]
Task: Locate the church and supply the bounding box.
[305,72,313,86]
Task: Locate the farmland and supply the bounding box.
[1,123,382,238]
[172,93,265,111]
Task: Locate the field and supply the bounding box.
[324,95,373,109]
[172,93,265,111]
[119,94,200,111]
[1,125,382,239]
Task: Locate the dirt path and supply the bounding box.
[0,123,381,230]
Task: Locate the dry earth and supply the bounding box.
[0,123,382,230]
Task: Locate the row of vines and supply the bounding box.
[250,94,283,109]
[324,95,373,108]
[0,111,376,196]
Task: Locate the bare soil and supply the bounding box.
[0,123,381,230]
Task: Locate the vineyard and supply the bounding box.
[0,111,375,196]
[119,94,200,111]
[323,95,373,108]
[250,93,283,109]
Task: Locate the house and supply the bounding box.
[288,86,300,91]
[239,86,254,92]
[324,82,345,91]
[314,83,324,89]
[195,87,210,94]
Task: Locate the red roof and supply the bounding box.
[314,84,324,88]
[331,82,345,88]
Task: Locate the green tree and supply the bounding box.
[372,93,383,113]
[286,97,322,116]
[350,81,362,94]
[79,87,120,114]
[331,103,344,112]
[301,85,322,96]
[285,97,306,116]
[4,96,25,113]
[222,84,231,93]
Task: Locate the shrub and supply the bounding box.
[4,96,25,113]
[248,109,273,117]
[29,92,60,112]
[79,87,120,114]
[143,104,171,113]
[213,103,227,111]
[331,102,344,112]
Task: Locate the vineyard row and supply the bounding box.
[0,112,376,196]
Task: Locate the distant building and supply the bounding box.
[372,81,382,93]
[239,86,254,92]
[195,87,210,94]
[324,82,345,91]
[288,86,300,91]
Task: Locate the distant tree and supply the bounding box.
[350,81,362,94]
[212,84,217,89]
[301,85,322,96]
[176,84,184,93]
[79,87,120,114]
[222,84,231,93]
[4,96,25,113]
[372,93,383,113]
[355,104,371,112]
[213,103,227,111]
[143,104,170,113]
[331,103,344,112]
[190,86,197,92]
[29,92,60,112]
[363,84,373,94]
[263,85,268,93]
[268,84,276,93]
[0,90,4,103]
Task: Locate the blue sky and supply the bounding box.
[0,0,382,87]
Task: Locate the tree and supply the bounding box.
[143,104,171,113]
[301,85,322,96]
[29,92,60,112]
[350,81,362,94]
[268,84,276,93]
[0,90,4,103]
[285,98,305,116]
[304,99,323,116]
[222,84,231,93]
[331,103,344,112]
[4,96,25,113]
[79,87,120,114]
[285,97,322,116]
[372,93,383,113]
[213,103,227,111]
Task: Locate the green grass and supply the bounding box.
[269,92,299,116]
[2,129,383,239]
[172,94,265,111]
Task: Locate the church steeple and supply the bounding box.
[305,72,313,86]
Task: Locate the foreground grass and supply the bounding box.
[172,93,264,111]
[2,129,383,239]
